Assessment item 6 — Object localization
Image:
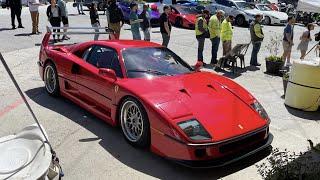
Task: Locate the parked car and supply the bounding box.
[118,0,160,26]
[254,4,288,25]
[169,5,200,29]
[38,31,273,167]
[206,0,263,26]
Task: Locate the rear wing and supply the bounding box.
[42,26,114,47]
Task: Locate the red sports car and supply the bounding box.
[169,5,199,29]
[38,33,272,167]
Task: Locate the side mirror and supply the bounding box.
[98,68,117,81]
[231,6,237,9]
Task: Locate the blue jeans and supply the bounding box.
[210,37,220,64]
[131,29,141,40]
[250,41,262,65]
[92,22,99,41]
[77,3,83,14]
[162,33,170,47]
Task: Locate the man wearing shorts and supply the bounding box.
[282,16,295,67]
[58,0,70,40]
[107,0,124,39]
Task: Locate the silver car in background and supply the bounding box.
[206,0,263,26]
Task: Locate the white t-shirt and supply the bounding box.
[28,0,40,12]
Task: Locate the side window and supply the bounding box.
[86,46,123,78]
[82,47,92,61]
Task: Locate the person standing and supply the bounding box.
[139,4,151,41]
[194,10,210,66]
[208,10,224,65]
[75,0,85,15]
[159,5,171,47]
[249,14,264,66]
[297,23,314,59]
[221,15,234,56]
[6,0,24,29]
[107,0,124,40]
[57,0,70,40]
[129,3,142,40]
[90,2,100,41]
[28,0,41,34]
[282,16,295,66]
[47,0,62,42]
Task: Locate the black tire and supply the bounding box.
[236,15,245,26]
[264,16,271,25]
[98,2,105,11]
[175,17,183,27]
[119,97,150,148]
[44,62,60,96]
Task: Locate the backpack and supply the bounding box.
[108,6,123,23]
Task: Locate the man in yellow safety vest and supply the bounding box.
[208,10,224,65]
[221,15,234,56]
[194,10,210,68]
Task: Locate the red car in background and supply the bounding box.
[38,31,272,167]
[169,5,200,29]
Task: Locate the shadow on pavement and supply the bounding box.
[25,87,271,179]
[0,28,14,32]
[285,105,320,121]
[14,33,34,37]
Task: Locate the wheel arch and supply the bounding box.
[42,58,55,80]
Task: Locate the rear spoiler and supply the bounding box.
[42,26,114,47]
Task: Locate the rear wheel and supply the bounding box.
[120,97,150,148]
[44,62,59,96]
[236,15,245,26]
[98,2,105,11]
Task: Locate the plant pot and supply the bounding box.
[283,79,288,96]
[265,59,284,75]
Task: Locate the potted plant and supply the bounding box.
[265,35,284,75]
[283,72,289,95]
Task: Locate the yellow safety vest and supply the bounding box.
[195,17,208,36]
[208,15,221,39]
[221,19,233,41]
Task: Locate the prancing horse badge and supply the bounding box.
[114,85,119,93]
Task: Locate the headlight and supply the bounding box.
[178,119,211,140]
[251,101,270,121]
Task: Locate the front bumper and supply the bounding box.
[173,133,273,168]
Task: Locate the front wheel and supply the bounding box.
[44,62,60,96]
[236,15,245,26]
[120,97,150,148]
[264,16,271,25]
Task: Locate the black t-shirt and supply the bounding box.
[159,13,171,34]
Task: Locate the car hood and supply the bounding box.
[263,11,288,20]
[120,72,267,141]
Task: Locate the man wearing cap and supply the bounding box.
[195,10,210,66]
[249,13,264,66]
[208,10,224,65]
[221,15,234,56]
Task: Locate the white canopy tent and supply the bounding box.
[296,0,320,13]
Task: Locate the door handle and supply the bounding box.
[71,63,80,74]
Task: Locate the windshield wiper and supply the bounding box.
[127,69,172,76]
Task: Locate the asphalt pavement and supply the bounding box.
[0,4,320,180]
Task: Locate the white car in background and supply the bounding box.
[254,3,288,25]
[206,0,263,26]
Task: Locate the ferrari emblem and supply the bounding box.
[238,124,243,130]
[114,85,119,93]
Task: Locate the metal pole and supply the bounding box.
[0,52,53,152]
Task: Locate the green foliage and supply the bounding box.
[265,55,283,62]
[256,146,320,180]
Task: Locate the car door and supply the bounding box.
[75,45,123,121]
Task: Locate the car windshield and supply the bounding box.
[176,6,199,14]
[235,2,254,10]
[122,47,193,78]
[257,4,271,11]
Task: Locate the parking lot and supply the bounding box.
[0,3,320,180]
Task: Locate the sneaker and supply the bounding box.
[285,62,292,67]
[12,26,16,29]
[18,25,24,28]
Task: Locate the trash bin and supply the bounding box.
[284,58,320,111]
